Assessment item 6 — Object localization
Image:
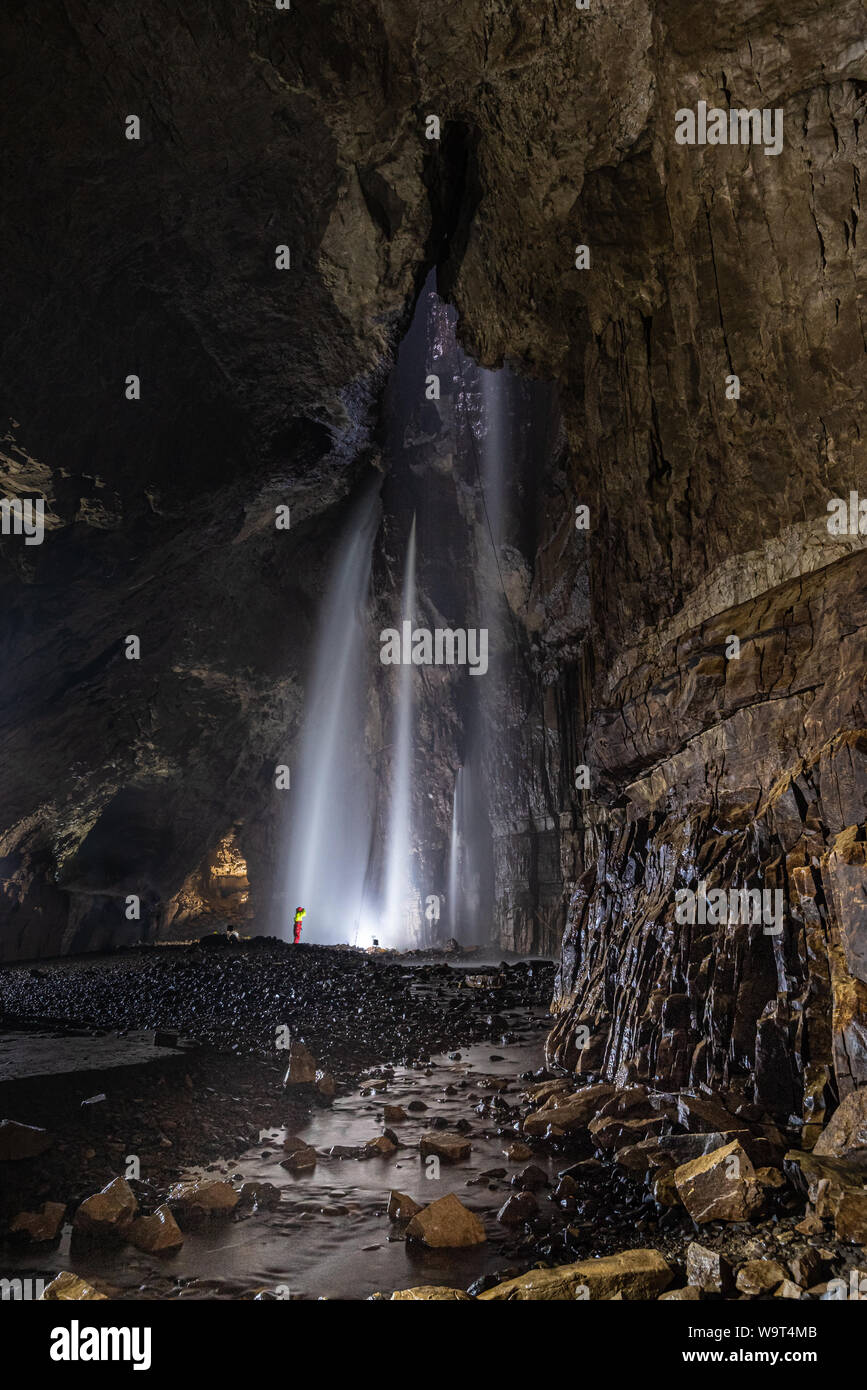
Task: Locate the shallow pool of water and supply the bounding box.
[7,1009,555,1300]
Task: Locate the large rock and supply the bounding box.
[390,1286,473,1300]
[674,1141,763,1224]
[40,1272,108,1301]
[497,1191,539,1226]
[73,1177,138,1239]
[364,1135,398,1156]
[127,1204,184,1255]
[522,1084,615,1137]
[282,1042,317,1086]
[281,1134,318,1171]
[387,1190,422,1221]
[9,1201,66,1243]
[735,1260,787,1296]
[165,1178,240,1222]
[315,1070,336,1099]
[676,1092,741,1134]
[686,1243,734,1295]
[832,1188,867,1245]
[588,1114,668,1151]
[785,1147,867,1243]
[478,1249,672,1301]
[813,1089,867,1159]
[418,1133,472,1163]
[405,1194,487,1248]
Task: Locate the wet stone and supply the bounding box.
[73,1177,138,1241]
[387,1190,422,1221]
[497,1191,539,1226]
[686,1242,734,1294]
[675,1141,763,1224]
[405,1193,487,1248]
[166,1178,240,1222]
[41,1271,108,1301]
[128,1204,185,1255]
[282,1041,317,1087]
[419,1132,472,1164]
[9,1200,66,1243]
[735,1259,787,1295]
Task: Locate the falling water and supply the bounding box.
[479,367,509,552]
[382,516,417,945]
[283,487,379,942]
[447,766,463,933]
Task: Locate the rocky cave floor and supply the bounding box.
[0,939,864,1301]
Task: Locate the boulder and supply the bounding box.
[0,1119,53,1160]
[237,1181,281,1211]
[588,1114,668,1151]
[165,1178,240,1221]
[282,1135,318,1171]
[795,1213,825,1236]
[787,1249,824,1288]
[735,1259,787,1295]
[522,1079,571,1106]
[522,1084,614,1137]
[281,1146,317,1171]
[40,1271,108,1301]
[419,1132,471,1163]
[383,1105,406,1122]
[676,1091,740,1134]
[686,1242,734,1294]
[387,1190,422,1221]
[832,1187,867,1244]
[127,1204,184,1254]
[9,1201,66,1243]
[785,1149,867,1241]
[813,1089,867,1159]
[73,1177,138,1239]
[505,1142,534,1161]
[775,1280,805,1299]
[595,1086,653,1119]
[282,1041,317,1086]
[478,1249,672,1301]
[648,1127,783,1170]
[315,1070,336,1099]
[511,1163,548,1191]
[614,1142,665,1175]
[784,1148,867,1205]
[365,1135,398,1156]
[497,1191,539,1225]
[659,1286,701,1300]
[405,1193,487,1248]
[390,1286,472,1300]
[674,1140,762,1224]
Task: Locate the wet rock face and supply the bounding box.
[547,552,867,1119]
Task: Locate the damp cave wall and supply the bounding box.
[0,2,864,1133]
